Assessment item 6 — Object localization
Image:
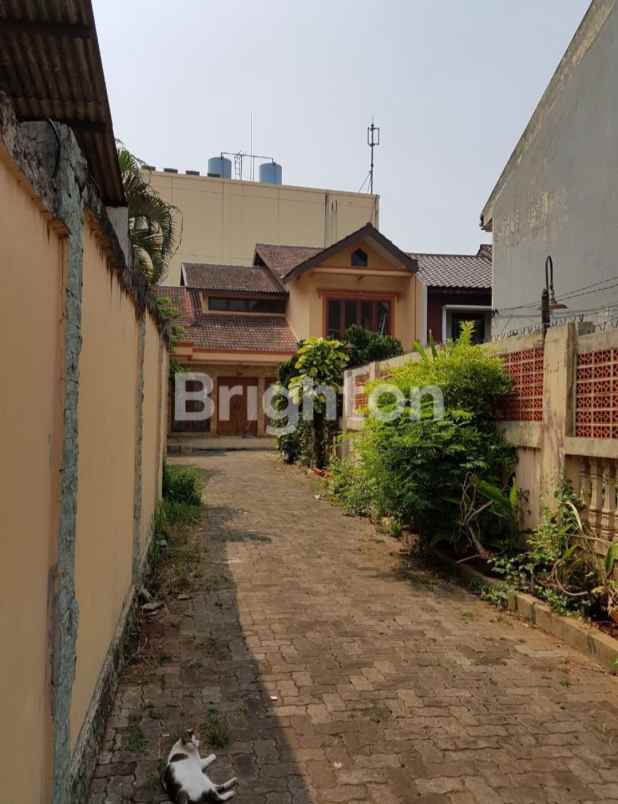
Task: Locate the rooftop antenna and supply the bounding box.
[367,120,380,194]
[250,112,254,181]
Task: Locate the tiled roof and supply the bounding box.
[152,287,296,353]
[254,244,322,277]
[182,262,286,294]
[188,314,297,353]
[408,249,492,290]
[255,224,418,280]
[152,286,195,324]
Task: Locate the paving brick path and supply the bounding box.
[89,451,618,804]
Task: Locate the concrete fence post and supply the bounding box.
[541,322,577,506]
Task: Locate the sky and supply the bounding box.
[93,0,591,255]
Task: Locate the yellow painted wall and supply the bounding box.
[0,147,63,804]
[147,170,379,285]
[71,223,140,746]
[285,243,419,351]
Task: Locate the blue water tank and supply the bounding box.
[259,161,283,185]
[207,156,232,179]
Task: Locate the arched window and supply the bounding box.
[351,248,368,267]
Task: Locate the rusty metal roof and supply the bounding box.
[0,0,125,205]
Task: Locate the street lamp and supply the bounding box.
[542,256,568,334]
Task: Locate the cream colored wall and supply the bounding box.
[71,223,140,746]
[0,147,63,804]
[285,242,419,350]
[147,170,379,285]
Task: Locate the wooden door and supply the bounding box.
[217,378,258,436]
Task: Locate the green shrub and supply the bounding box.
[330,323,516,552]
[486,482,603,617]
[277,337,349,468]
[359,407,515,549]
[344,325,403,368]
[376,322,511,422]
[326,454,374,517]
[163,464,203,506]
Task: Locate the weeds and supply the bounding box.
[481,581,512,610]
[201,707,229,749]
[125,714,147,752]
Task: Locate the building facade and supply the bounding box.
[411,245,492,344]
[146,168,379,285]
[158,223,424,436]
[482,0,618,336]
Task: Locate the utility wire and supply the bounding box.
[496,272,618,315]
[357,172,371,193]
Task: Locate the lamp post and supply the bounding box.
[542,255,567,335]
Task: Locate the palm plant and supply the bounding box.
[117,145,181,284]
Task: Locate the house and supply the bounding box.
[146,165,379,285]
[481,0,618,336]
[157,223,424,435]
[410,245,492,344]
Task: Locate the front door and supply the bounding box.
[217,378,258,436]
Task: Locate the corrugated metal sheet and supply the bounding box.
[0,0,125,205]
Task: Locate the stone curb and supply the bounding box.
[431,548,618,674]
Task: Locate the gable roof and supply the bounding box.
[256,223,418,282]
[408,248,492,290]
[152,287,296,354]
[254,244,322,278]
[0,0,124,205]
[181,263,286,295]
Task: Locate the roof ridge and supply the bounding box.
[182,261,266,269]
[408,251,491,259]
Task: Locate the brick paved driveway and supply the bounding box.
[90,451,618,804]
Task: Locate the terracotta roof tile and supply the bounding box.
[153,287,296,353]
[254,244,322,277]
[152,286,195,324]
[408,249,492,290]
[188,314,297,353]
[182,262,285,294]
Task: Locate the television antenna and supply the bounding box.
[367,121,380,194]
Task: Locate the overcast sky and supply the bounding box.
[93,0,590,255]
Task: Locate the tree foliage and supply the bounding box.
[344,325,403,368]
[332,323,516,550]
[118,145,181,284]
[277,338,349,468]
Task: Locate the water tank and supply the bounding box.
[207,156,232,179]
[259,161,283,185]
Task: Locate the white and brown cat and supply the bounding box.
[162,729,238,803]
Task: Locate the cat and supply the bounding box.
[161,729,238,803]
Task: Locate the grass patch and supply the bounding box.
[125,714,147,752]
[201,707,229,749]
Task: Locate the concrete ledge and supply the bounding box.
[168,435,277,454]
[432,548,618,674]
[498,421,543,449]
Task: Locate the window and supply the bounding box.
[207,296,286,314]
[326,298,391,338]
[450,313,486,344]
[351,248,368,267]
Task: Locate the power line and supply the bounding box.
[496,272,618,314]
[357,172,370,193]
